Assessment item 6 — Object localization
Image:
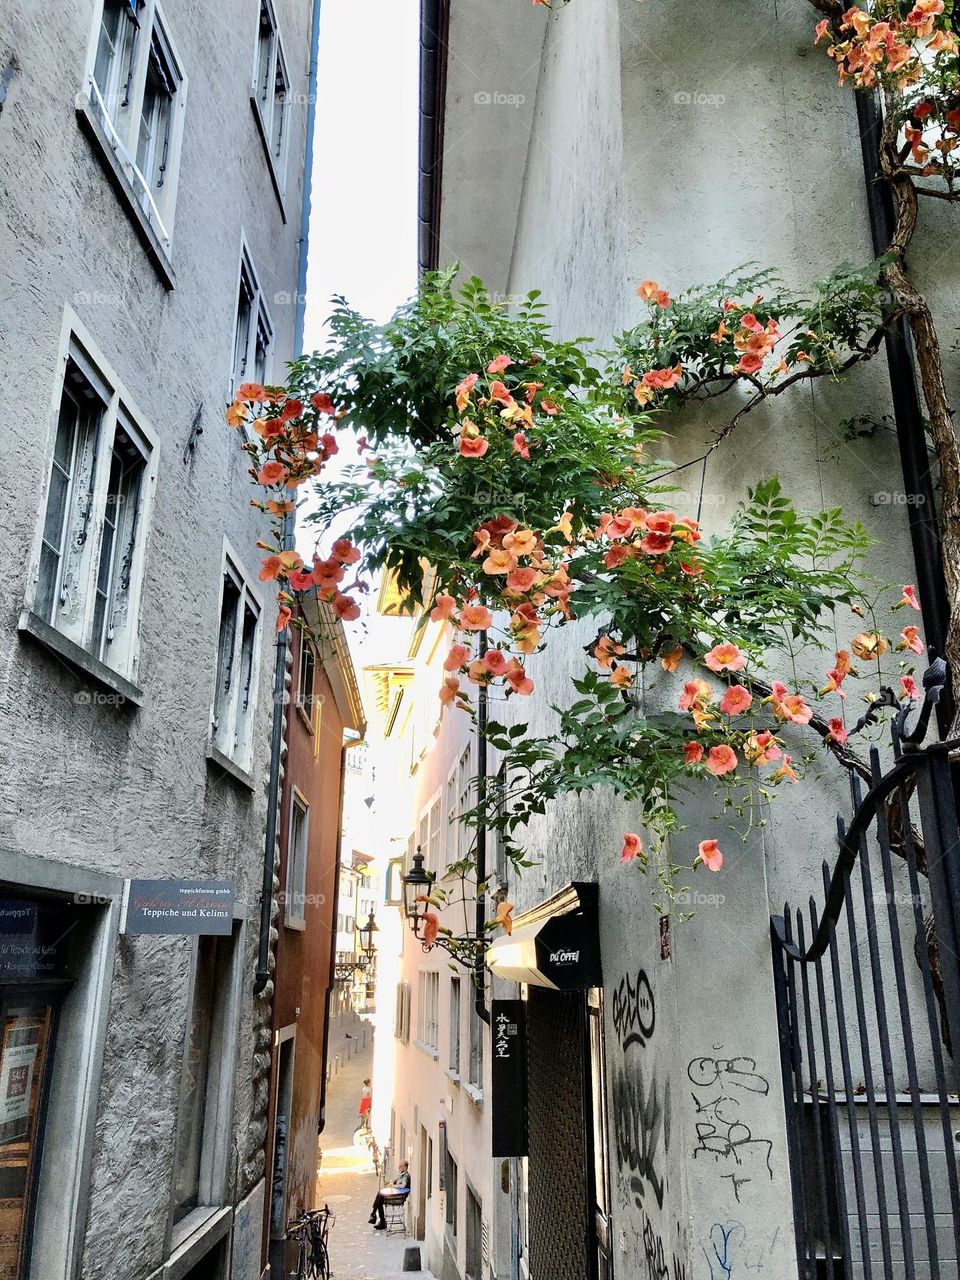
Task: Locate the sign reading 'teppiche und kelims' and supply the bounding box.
[121,880,235,935]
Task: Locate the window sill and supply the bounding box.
[444,1067,461,1087]
[75,94,176,291]
[165,1206,232,1280]
[205,743,255,791]
[284,914,306,932]
[462,1083,483,1108]
[18,610,143,706]
[295,703,315,734]
[249,94,288,222]
[414,1039,440,1061]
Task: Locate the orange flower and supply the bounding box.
[460,604,493,631]
[276,604,292,632]
[610,666,633,689]
[900,675,921,701]
[513,432,530,459]
[331,537,361,565]
[703,643,747,674]
[594,636,626,670]
[455,373,479,413]
[486,354,513,374]
[683,741,704,765]
[679,679,711,711]
[505,661,535,696]
[621,833,644,864]
[495,901,514,934]
[333,594,361,621]
[661,645,683,673]
[898,625,923,655]
[640,531,673,555]
[238,381,268,403]
[488,380,514,407]
[776,694,813,726]
[706,744,738,777]
[430,592,458,622]
[827,718,848,745]
[641,365,682,391]
[719,685,752,716]
[483,548,519,575]
[851,631,888,661]
[633,384,654,407]
[698,839,724,872]
[503,529,538,557]
[483,649,510,676]
[459,433,489,458]
[265,499,295,517]
[310,392,335,414]
[423,912,440,946]
[637,280,671,308]
[259,555,284,582]
[444,643,469,671]
[439,675,461,706]
[769,754,798,784]
[506,567,539,595]
[257,460,288,486]
[744,729,781,766]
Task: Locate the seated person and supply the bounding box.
[369,1161,411,1229]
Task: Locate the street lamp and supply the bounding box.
[401,849,433,934]
[358,910,378,961]
[401,846,484,969]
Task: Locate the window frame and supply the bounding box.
[83,0,188,251]
[448,976,461,1078]
[230,242,275,397]
[208,544,264,778]
[249,0,291,207]
[24,313,157,694]
[296,635,318,732]
[284,789,310,930]
[417,970,439,1054]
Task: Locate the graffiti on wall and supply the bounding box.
[687,1051,773,1202]
[704,1221,780,1278]
[612,970,671,1211]
[640,1213,688,1280]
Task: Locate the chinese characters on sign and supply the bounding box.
[491,999,527,1157]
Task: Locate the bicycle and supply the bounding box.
[286,1204,335,1280]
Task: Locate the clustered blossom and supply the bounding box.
[227,383,362,630]
[815,2,957,90]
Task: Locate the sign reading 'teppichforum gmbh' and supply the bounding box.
[121,880,235,935]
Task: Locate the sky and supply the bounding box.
[302,0,420,347]
[300,0,421,670]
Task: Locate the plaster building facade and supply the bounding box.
[0,0,319,1276]
[264,605,364,1278]
[417,2,960,1279]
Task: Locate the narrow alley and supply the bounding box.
[318,1021,436,1280]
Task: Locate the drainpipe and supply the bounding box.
[254,0,323,994]
[318,732,363,1133]
[418,0,448,274]
[475,633,490,1025]
[854,88,954,732]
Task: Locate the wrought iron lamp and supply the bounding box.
[401,847,485,970]
[334,911,378,982]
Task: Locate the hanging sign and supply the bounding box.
[121,880,235,935]
[491,999,527,1157]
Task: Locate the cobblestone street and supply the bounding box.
[318,1025,435,1280]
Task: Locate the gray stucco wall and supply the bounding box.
[480,0,960,1275]
[0,0,312,1273]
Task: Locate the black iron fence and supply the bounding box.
[772,665,960,1278]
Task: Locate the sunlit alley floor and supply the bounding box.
[317,1022,435,1280]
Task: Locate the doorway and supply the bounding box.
[416,1124,428,1239]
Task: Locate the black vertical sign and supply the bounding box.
[492,999,527,1157]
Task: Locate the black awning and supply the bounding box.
[486,882,601,990]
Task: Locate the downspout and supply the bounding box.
[318,733,363,1133]
[254,0,323,994]
[854,88,954,732]
[475,633,490,1024]
[418,0,448,274]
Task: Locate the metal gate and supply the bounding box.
[772,667,960,1278]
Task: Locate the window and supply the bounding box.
[468,991,483,1092]
[296,638,317,726]
[457,743,474,860]
[210,554,262,772]
[385,857,404,906]
[445,1150,458,1238]
[428,797,442,874]
[231,248,274,394]
[285,794,309,927]
[394,982,411,1044]
[448,978,461,1076]
[444,771,458,865]
[466,1186,483,1280]
[252,0,290,190]
[88,0,187,248]
[173,926,240,1224]
[417,971,439,1052]
[32,338,154,685]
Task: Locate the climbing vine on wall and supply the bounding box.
[227,271,926,898]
